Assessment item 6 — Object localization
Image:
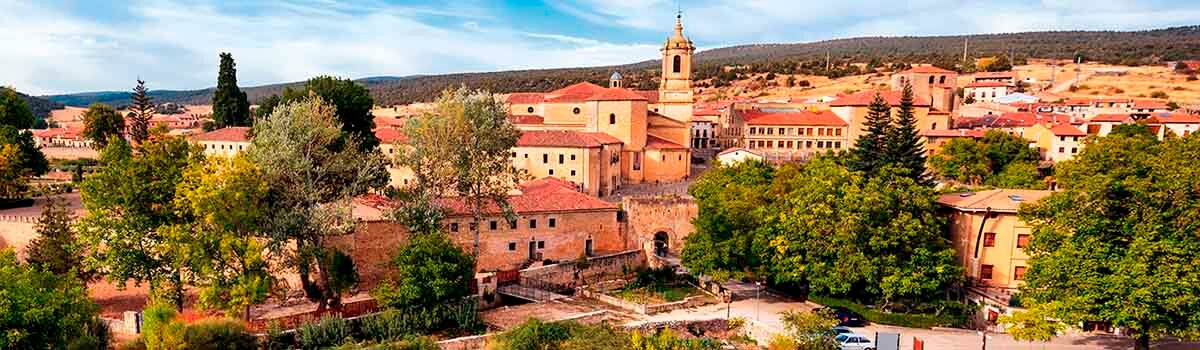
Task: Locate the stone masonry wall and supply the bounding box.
[620,194,698,256]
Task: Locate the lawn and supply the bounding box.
[612,282,702,304]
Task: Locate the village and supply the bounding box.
[2,6,1200,350]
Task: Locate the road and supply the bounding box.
[627,283,1195,349]
[1048,69,1094,94]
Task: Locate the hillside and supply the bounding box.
[45,26,1200,107]
[12,90,64,120]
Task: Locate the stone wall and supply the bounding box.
[620,194,698,256]
[520,249,645,286]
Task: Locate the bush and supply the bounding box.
[182,319,257,350]
[67,317,112,350]
[1150,90,1170,99]
[297,316,354,349]
[360,310,418,342]
[810,295,967,329]
[767,334,799,350]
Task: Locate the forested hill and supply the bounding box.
[45,26,1200,107]
[14,90,64,119]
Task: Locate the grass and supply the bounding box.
[613,282,699,304]
[809,295,967,329]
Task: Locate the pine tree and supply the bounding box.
[211,52,251,128]
[26,196,96,282]
[129,79,154,143]
[884,81,929,185]
[848,92,892,176]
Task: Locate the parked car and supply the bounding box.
[835,333,874,350]
[832,326,855,335]
[819,306,868,327]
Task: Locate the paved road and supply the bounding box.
[628,284,1196,349]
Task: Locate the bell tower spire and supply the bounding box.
[659,11,694,124]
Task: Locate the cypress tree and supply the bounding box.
[211,52,251,128]
[849,92,892,176]
[129,79,154,144]
[884,81,930,185]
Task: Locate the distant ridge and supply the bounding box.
[44,26,1200,107]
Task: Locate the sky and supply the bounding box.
[3,0,1200,95]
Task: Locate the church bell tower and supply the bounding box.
[658,12,694,123]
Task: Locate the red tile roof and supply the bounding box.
[517,130,622,148]
[937,189,1052,213]
[193,127,250,142]
[741,109,847,126]
[645,134,688,150]
[374,128,408,144]
[964,81,1010,88]
[919,129,986,138]
[508,114,545,124]
[506,93,545,104]
[1049,123,1087,136]
[586,88,649,101]
[635,90,660,104]
[829,90,931,107]
[436,177,617,216]
[1090,113,1133,123]
[550,82,607,96]
[1132,100,1169,110]
[902,66,955,74]
[1148,112,1200,124]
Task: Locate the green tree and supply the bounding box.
[170,155,273,320]
[681,160,774,281]
[247,96,388,309]
[253,94,282,120]
[0,87,36,129]
[26,196,97,282]
[288,76,378,149]
[129,79,155,144]
[883,81,928,185]
[0,144,28,201]
[985,55,1013,72]
[0,248,100,349]
[980,130,1039,170]
[396,87,524,257]
[779,309,839,350]
[929,130,1042,188]
[848,93,892,176]
[998,307,1065,343]
[987,161,1045,189]
[78,135,200,310]
[81,103,125,149]
[0,125,49,176]
[373,232,475,310]
[1018,131,1200,350]
[928,138,989,185]
[211,52,251,128]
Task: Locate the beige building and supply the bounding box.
[192,126,251,157]
[1027,123,1086,162]
[739,109,849,162]
[964,81,1011,104]
[829,90,946,142]
[715,147,763,165]
[890,65,958,113]
[511,130,624,197]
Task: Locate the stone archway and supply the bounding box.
[653,231,670,257]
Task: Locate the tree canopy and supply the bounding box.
[0,125,48,176]
[0,248,100,349]
[883,81,928,185]
[680,160,774,281]
[0,87,36,129]
[129,79,155,144]
[1017,131,1200,349]
[280,76,378,150]
[81,103,125,149]
[372,232,475,310]
[928,130,1043,188]
[26,196,97,282]
[211,52,251,128]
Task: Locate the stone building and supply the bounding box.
[737,109,849,162]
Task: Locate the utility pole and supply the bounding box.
[826,50,831,71]
[962,37,969,63]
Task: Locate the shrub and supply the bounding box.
[1150,90,1169,99]
[297,315,354,349]
[360,310,417,342]
[182,319,257,350]
[142,303,186,350]
[264,320,293,350]
[67,317,112,350]
[767,334,799,350]
[810,295,967,328]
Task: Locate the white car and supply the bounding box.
[836,333,874,350]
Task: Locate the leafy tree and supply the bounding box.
[0,87,35,129]
[247,96,388,309]
[848,92,892,175]
[253,94,282,120]
[1018,131,1200,350]
[980,130,1039,169]
[211,53,251,128]
[81,103,125,149]
[928,138,989,185]
[0,125,49,176]
[129,79,155,144]
[373,233,475,310]
[984,54,1013,72]
[883,81,928,185]
[170,155,273,319]
[0,144,28,200]
[988,161,1045,189]
[77,135,200,310]
[286,76,378,149]
[779,309,839,350]
[681,160,774,280]
[998,307,1065,343]
[929,130,1042,188]
[26,196,97,282]
[143,303,186,350]
[396,87,524,257]
[0,248,100,349]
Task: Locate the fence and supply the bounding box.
[0,215,38,224]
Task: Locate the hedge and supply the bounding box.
[809,295,967,329]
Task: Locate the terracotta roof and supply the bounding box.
[586,88,649,101]
[741,109,847,126]
[936,189,1052,213]
[964,81,1010,88]
[716,147,761,157]
[645,134,688,150]
[693,108,721,116]
[374,128,407,144]
[508,114,545,125]
[506,93,545,104]
[1090,98,1130,104]
[919,129,986,138]
[436,177,617,216]
[193,127,250,142]
[829,90,931,107]
[1149,112,1200,124]
[901,66,955,74]
[1090,114,1133,123]
[549,82,606,96]
[1049,123,1087,137]
[517,130,622,148]
[635,90,660,104]
[1132,100,1169,110]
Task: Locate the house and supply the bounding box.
[192,126,251,157]
[829,90,944,141]
[919,128,987,156]
[29,127,91,148]
[715,147,763,165]
[964,81,1012,104]
[737,108,849,162]
[1027,123,1086,162]
[889,65,958,113]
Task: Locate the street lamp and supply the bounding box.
[755,280,762,321]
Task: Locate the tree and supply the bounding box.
[211,53,251,128]
[170,155,273,320]
[81,103,125,149]
[985,54,1013,72]
[372,233,475,310]
[253,94,282,121]
[681,160,774,281]
[884,81,928,185]
[396,87,524,257]
[26,196,97,282]
[129,79,155,144]
[0,248,100,349]
[0,87,35,129]
[1018,132,1200,350]
[77,135,200,310]
[247,96,388,309]
[0,144,29,201]
[0,125,49,176]
[929,130,1043,188]
[287,76,378,149]
[848,92,892,176]
[928,138,989,185]
[779,309,839,350]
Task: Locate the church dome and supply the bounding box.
[610,71,623,80]
[665,14,694,49]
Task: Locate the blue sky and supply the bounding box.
[3,0,1200,95]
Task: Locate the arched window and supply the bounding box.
[609,113,616,124]
[672,55,681,73]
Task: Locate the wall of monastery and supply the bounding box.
[620,194,698,256]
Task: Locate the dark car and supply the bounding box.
[819,307,868,327]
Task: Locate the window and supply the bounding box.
[450,223,459,232]
[570,170,576,176]
[570,154,576,161]
[489,220,497,230]
[672,55,681,73]
[939,76,946,84]
[835,128,842,136]
[549,218,556,228]
[834,141,841,148]
[1016,234,1030,248]
[558,154,564,164]
[537,241,545,249]
[818,128,825,136]
[1014,266,1027,280]
[585,239,593,256]
[980,264,994,280]
[817,141,824,148]
[1058,147,1065,153]
[778,127,785,135]
[767,128,773,135]
[749,127,756,135]
[508,242,517,251]
[529,219,537,229]
[983,232,997,247]
[527,106,534,113]
[633,153,641,170]
[543,154,549,163]
[572,107,581,114]
[928,76,935,84]
[609,113,616,124]
[510,220,518,229]
[1071,147,1078,154]
[548,169,554,175]
[511,151,517,157]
